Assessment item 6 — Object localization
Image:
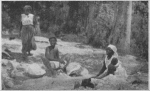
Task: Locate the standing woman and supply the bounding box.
[20,5,37,58]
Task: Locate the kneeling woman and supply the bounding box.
[92,44,128,79]
[81,45,128,88]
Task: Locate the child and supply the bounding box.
[42,35,66,77]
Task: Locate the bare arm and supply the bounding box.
[96,69,109,79]
[92,60,106,78]
[96,63,117,79]
[56,49,65,64]
[97,60,106,76]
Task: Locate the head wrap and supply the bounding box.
[23,5,32,11]
[107,44,118,57]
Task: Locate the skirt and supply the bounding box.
[21,25,37,53]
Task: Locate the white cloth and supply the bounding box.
[66,62,89,77]
[80,68,89,77]
[26,63,46,76]
[66,62,81,75]
[21,14,34,25]
[49,61,66,69]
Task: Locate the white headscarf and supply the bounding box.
[107,44,118,57]
[105,44,119,68]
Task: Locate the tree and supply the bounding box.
[125,1,132,53]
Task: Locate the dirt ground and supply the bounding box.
[2,34,148,90]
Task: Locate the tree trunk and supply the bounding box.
[86,4,95,43]
[125,1,132,53]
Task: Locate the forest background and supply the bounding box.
[2,1,148,60]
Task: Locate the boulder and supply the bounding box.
[80,68,90,77]
[2,76,14,88]
[9,60,20,69]
[2,59,9,66]
[4,79,14,88]
[25,63,46,78]
[10,69,25,79]
[66,62,82,76]
[66,62,90,77]
[2,49,12,59]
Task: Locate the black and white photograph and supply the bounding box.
[1,1,148,90]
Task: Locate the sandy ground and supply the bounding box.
[2,36,148,90]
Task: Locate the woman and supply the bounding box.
[82,44,128,88]
[20,5,37,58]
[92,44,128,79]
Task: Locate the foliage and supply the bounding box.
[2,1,148,59]
[131,1,148,59]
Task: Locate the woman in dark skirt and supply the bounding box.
[20,5,37,58]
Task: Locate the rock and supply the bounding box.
[26,63,46,78]
[2,59,9,66]
[3,76,14,88]
[10,69,25,78]
[66,62,81,75]
[9,60,20,69]
[5,80,14,88]
[66,62,90,77]
[2,48,15,60]
[2,68,10,80]
[2,50,11,59]
[6,61,15,74]
[80,68,90,77]
[2,80,6,90]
